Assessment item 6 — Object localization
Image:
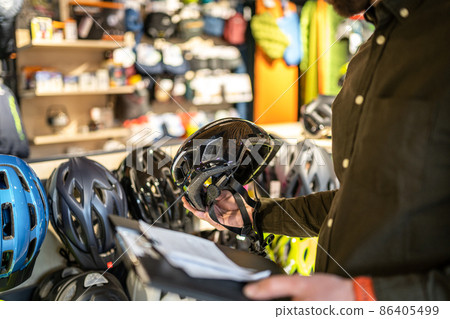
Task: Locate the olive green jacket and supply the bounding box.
[256,0,450,300]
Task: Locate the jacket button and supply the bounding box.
[399,8,409,18]
[355,95,364,105]
[342,158,349,168]
[327,218,333,228]
[376,35,386,45]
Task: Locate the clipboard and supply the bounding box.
[109,215,286,301]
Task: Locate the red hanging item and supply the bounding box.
[224,13,247,45]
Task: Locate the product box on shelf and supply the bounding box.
[30,17,53,41]
[35,71,64,93]
[69,1,125,41]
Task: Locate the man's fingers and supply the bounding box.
[243,275,304,300]
[182,197,207,219]
[181,197,200,214]
[182,197,227,230]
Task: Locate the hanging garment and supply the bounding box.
[0,84,29,158]
[224,13,247,46]
[277,4,302,66]
[251,12,290,60]
[320,2,347,96]
[300,0,318,105]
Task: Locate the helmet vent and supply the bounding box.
[60,281,77,301]
[72,184,83,205]
[111,201,118,216]
[0,250,13,275]
[291,178,302,197]
[310,176,319,193]
[328,181,335,190]
[94,186,106,205]
[2,203,14,239]
[84,273,108,288]
[62,170,69,184]
[316,108,328,119]
[305,159,313,173]
[91,207,105,250]
[0,171,9,189]
[71,212,87,247]
[33,180,47,212]
[25,238,37,264]
[57,196,64,227]
[17,172,30,192]
[39,279,54,299]
[28,204,37,230]
[61,267,82,279]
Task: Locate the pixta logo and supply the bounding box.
[125,128,174,175]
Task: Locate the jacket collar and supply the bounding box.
[365,0,424,26]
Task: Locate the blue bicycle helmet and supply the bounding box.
[0,155,49,292]
[46,157,128,270]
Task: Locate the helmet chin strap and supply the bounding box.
[206,177,272,255]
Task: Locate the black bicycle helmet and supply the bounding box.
[37,269,128,301]
[284,140,339,197]
[46,157,128,270]
[117,146,193,233]
[171,118,279,249]
[32,267,83,301]
[300,95,335,137]
[144,12,177,39]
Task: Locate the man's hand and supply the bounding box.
[243,273,356,301]
[181,190,255,230]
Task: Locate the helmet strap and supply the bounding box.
[206,177,270,255]
[59,247,77,267]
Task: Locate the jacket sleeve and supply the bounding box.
[372,265,450,300]
[253,190,337,237]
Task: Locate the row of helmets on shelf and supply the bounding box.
[0,118,272,298]
[134,39,244,76]
[125,0,248,45]
[0,116,340,298]
[130,69,253,107]
[112,37,248,87]
[111,37,253,106]
[0,137,197,299]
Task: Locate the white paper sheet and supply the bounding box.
[138,221,271,282]
[116,226,159,259]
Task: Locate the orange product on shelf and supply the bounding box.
[253,0,299,125]
[316,0,328,95]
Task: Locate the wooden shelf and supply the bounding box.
[151,100,234,114]
[20,86,135,98]
[32,128,131,146]
[18,39,125,51]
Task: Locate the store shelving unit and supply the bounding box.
[32,127,131,146]
[17,39,126,51]
[16,33,134,159]
[20,85,135,98]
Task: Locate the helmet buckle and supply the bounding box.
[205,184,221,206]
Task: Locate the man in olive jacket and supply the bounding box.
[183,0,450,300]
